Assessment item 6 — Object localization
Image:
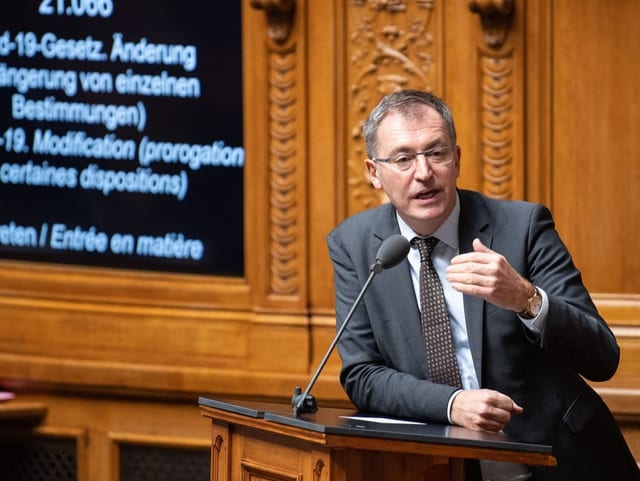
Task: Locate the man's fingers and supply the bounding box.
[472,238,492,253]
[449,251,492,265]
[511,400,524,414]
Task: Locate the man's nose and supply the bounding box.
[413,153,434,178]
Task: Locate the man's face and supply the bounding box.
[365,105,460,236]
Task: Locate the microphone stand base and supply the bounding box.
[291,387,318,417]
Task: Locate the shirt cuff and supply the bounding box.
[447,389,464,424]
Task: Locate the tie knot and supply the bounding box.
[412,236,439,261]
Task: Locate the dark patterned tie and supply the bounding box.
[412,237,462,388]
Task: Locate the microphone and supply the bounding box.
[291,234,410,416]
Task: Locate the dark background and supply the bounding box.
[0,1,244,276]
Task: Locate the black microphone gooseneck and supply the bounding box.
[291,234,410,416]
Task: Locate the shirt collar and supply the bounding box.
[396,193,460,251]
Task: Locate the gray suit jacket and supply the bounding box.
[327,189,639,480]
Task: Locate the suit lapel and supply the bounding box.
[458,191,491,387]
[373,205,427,373]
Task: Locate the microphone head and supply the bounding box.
[375,234,410,270]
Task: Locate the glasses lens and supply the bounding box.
[378,146,454,171]
[389,153,415,171]
[428,147,453,165]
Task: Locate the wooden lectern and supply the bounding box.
[199,397,556,481]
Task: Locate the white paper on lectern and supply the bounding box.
[339,415,426,425]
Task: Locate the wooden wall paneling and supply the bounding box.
[523,0,553,206]
[0,294,315,398]
[0,261,251,309]
[307,0,345,314]
[442,0,483,193]
[546,0,640,392]
[550,0,640,295]
[595,301,640,399]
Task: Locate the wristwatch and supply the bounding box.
[519,286,542,319]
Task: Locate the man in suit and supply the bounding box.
[327,90,640,480]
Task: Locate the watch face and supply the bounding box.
[531,293,543,315]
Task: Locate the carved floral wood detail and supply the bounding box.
[347,0,438,215]
[469,0,516,199]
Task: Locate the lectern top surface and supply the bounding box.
[198,397,552,455]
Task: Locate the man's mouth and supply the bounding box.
[414,189,440,200]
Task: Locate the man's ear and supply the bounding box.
[365,159,382,189]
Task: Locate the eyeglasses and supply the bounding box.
[372,145,456,172]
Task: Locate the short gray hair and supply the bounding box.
[362,90,457,159]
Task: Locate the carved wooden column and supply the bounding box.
[468,0,517,199]
[250,0,305,300]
